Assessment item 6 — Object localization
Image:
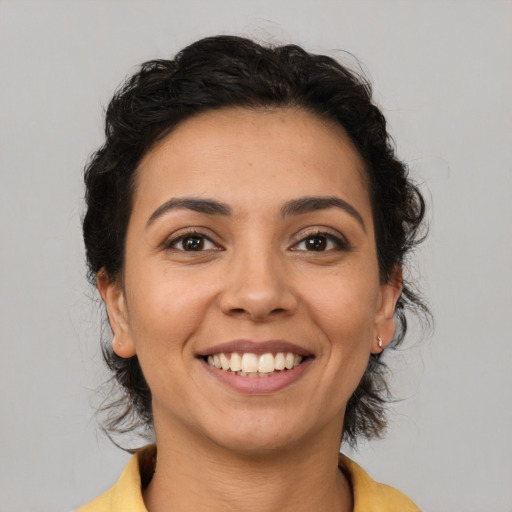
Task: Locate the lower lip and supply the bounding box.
[199,357,313,394]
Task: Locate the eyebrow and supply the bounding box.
[281,196,366,232]
[146,195,366,232]
[146,197,232,227]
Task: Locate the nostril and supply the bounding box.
[230,308,246,314]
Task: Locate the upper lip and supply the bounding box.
[196,340,313,357]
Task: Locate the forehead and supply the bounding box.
[133,107,371,219]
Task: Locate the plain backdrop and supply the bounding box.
[1,1,511,511]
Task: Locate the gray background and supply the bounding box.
[1,1,511,511]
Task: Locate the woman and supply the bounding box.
[78,35,427,511]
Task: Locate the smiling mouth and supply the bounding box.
[205,352,305,377]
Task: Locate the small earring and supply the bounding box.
[377,336,383,349]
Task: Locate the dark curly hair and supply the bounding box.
[82,35,429,448]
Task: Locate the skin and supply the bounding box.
[98,107,402,512]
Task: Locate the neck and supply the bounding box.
[143,420,353,512]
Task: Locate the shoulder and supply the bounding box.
[339,454,421,512]
[75,447,153,512]
[74,485,115,512]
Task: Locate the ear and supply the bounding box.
[372,265,403,354]
[97,269,137,358]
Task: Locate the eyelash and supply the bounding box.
[291,230,350,252]
[164,229,349,253]
[164,230,221,252]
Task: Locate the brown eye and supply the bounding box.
[306,236,327,251]
[292,232,348,252]
[168,233,218,251]
[182,236,204,251]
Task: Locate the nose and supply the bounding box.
[219,248,298,322]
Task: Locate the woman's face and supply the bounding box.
[100,107,401,453]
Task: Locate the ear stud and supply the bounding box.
[377,336,383,349]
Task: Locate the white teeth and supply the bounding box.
[241,353,259,373]
[258,353,275,373]
[285,352,295,369]
[230,352,242,371]
[206,351,305,375]
[275,352,285,370]
[219,353,230,371]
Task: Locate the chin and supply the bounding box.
[205,413,315,456]
[215,430,301,457]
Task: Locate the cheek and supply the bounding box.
[125,266,213,354]
[304,267,380,337]
[123,280,207,403]
[303,266,379,395]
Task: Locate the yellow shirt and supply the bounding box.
[76,445,420,511]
